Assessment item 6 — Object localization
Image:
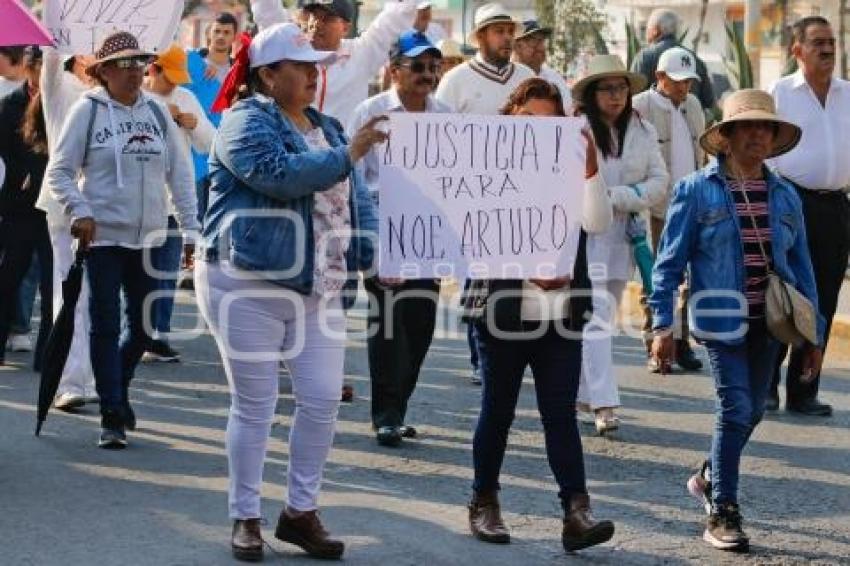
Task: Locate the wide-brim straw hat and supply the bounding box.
[467,3,524,47]
[571,54,647,104]
[86,31,154,77]
[700,89,801,158]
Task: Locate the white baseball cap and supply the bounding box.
[249,23,337,69]
[657,47,700,82]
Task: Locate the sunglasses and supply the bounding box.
[112,57,150,69]
[398,61,441,74]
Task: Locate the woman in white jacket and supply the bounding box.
[572,55,669,435]
[46,32,199,449]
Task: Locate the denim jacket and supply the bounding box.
[649,157,825,346]
[200,94,378,308]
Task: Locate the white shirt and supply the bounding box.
[768,70,850,191]
[251,0,418,125]
[435,54,536,115]
[347,87,453,195]
[0,77,24,99]
[649,89,696,185]
[423,22,447,45]
[538,64,573,114]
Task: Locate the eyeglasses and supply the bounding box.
[113,57,150,69]
[398,61,441,74]
[597,84,630,97]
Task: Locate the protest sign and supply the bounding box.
[42,0,182,55]
[378,113,587,279]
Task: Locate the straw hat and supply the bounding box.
[436,38,464,60]
[700,89,801,158]
[467,3,524,47]
[571,54,647,104]
[86,31,154,77]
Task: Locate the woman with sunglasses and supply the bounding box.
[46,32,199,449]
[571,55,669,435]
[195,24,386,561]
[463,77,615,554]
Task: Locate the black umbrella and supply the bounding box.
[35,250,87,436]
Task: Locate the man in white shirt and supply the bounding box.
[348,30,451,447]
[512,20,573,112]
[414,1,447,45]
[435,2,534,115]
[142,45,213,363]
[250,0,422,125]
[767,16,849,417]
[633,46,705,374]
[0,47,26,99]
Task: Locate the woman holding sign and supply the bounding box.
[462,78,616,553]
[194,24,386,562]
[572,55,669,435]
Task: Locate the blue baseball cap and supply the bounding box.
[390,30,442,60]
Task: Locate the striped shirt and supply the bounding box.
[727,177,772,319]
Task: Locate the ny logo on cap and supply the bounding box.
[681,54,692,68]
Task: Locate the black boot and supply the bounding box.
[675,340,703,371]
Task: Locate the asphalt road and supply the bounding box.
[1,294,848,565]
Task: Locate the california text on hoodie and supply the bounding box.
[46,87,200,246]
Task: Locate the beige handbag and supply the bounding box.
[738,183,817,347]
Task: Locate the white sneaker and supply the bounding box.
[54,392,86,411]
[8,334,33,352]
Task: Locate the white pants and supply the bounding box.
[195,261,346,519]
[578,279,627,409]
[48,221,96,398]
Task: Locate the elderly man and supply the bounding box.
[767,16,850,417]
[630,8,715,112]
[348,31,451,447]
[512,20,572,111]
[634,46,705,373]
[651,89,822,553]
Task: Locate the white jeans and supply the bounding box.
[48,221,96,398]
[195,261,346,519]
[578,279,627,409]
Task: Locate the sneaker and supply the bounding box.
[687,460,712,515]
[7,334,33,352]
[470,367,483,385]
[98,427,128,449]
[704,503,749,552]
[141,339,180,363]
[54,392,86,412]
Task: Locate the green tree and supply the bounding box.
[547,0,609,74]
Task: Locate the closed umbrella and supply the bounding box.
[35,250,86,436]
[0,1,55,47]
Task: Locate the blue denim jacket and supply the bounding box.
[200,94,378,309]
[649,157,825,346]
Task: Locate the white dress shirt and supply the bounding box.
[768,70,850,191]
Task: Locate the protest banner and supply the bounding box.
[378,113,587,279]
[42,0,182,55]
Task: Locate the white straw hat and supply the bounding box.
[571,54,647,104]
[467,3,524,47]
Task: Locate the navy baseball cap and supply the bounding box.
[298,0,355,22]
[390,30,442,59]
[517,20,552,40]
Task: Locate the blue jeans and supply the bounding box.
[196,177,210,225]
[149,216,182,336]
[473,321,586,501]
[87,247,156,416]
[705,321,781,506]
[467,323,481,370]
[11,253,39,334]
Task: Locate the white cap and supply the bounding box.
[249,23,337,69]
[417,1,433,8]
[657,47,700,82]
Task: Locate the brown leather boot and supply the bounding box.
[275,507,344,559]
[562,493,614,552]
[468,491,510,543]
[231,518,263,562]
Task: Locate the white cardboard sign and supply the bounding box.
[42,0,182,55]
[378,113,587,279]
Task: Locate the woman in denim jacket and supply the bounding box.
[194,24,387,562]
[649,90,824,553]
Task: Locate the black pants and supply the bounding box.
[366,278,439,429]
[0,212,53,366]
[772,188,850,404]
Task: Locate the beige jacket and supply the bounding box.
[633,90,705,218]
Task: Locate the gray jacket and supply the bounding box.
[46,88,199,245]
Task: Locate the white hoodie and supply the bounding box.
[46,87,199,247]
[250,0,418,125]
